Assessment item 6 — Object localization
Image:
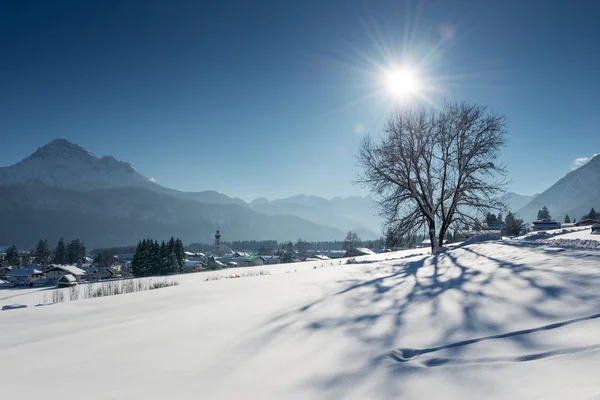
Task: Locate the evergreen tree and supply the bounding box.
[159,240,169,275]
[537,206,551,220]
[67,239,86,265]
[5,245,20,266]
[132,239,150,277]
[34,239,51,266]
[573,217,577,223]
[485,212,497,224]
[175,238,185,273]
[497,213,503,224]
[564,214,571,224]
[52,238,68,264]
[503,212,526,236]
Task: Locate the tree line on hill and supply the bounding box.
[2,238,87,267]
[131,237,185,277]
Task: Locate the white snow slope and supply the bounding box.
[2,242,600,399]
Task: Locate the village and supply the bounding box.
[2,207,599,293]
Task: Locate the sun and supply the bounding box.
[383,67,421,100]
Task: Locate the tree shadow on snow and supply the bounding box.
[239,242,600,399]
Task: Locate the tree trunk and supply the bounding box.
[429,223,439,254]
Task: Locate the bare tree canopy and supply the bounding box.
[356,101,507,253]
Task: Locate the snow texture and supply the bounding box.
[2,243,600,399]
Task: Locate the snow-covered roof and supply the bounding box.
[46,265,86,276]
[58,274,76,283]
[7,268,43,277]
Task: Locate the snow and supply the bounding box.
[2,243,600,399]
[513,226,600,250]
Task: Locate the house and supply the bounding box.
[82,266,117,281]
[57,274,77,287]
[261,255,281,265]
[592,224,600,234]
[576,219,600,227]
[0,266,12,280]
[218,253,266,267]
[184,260,205,272]
[44,265,87,283]
[531,219,561,231]
[6,268,45,286]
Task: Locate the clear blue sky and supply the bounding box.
[2,0,599,201]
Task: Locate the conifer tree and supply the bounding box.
[175,238,185,273]
[537,206,551,220]
[564,214,571,224]
[34,239,51,266]
[5,245,20,266]
[52,238,68,264]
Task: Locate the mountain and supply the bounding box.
[0,139,153,190]
[517,154,600,222]
[504,192,538,212]
[249,195,382,239]
[0,184,345,248]
[0,139,376,247]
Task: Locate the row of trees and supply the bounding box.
[131,237,185,277]
[2,239,87,267]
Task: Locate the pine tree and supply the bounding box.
[564,214,571,224]
[34,239,51,266]
[537,206,551,220]
[175,238,185,274]
[503,212,526,236]
[5,245,20,266]
[52,238,68,264]
[497,213,504,224]
[67,239,86,265]
[156,240,165,275]
[132,240,150,277]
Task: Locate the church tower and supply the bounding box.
[214,228,221,257]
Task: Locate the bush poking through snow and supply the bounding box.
[204,270,271,281]
[346,257,357,264]
[81,278,178,299]
[52,290,65,303]
[69,285,80,301]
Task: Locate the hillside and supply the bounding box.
[0,139,380,246]
[2,240,600,399]
[517,154,600,221]
[0,184,345,248]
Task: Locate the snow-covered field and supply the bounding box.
[2,242,600,399]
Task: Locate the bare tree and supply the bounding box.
[343,231,361,251]
[356,101,507,253]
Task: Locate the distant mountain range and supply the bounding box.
[516,154,600,222]
[0,139,381,248]
[2,139,595,248]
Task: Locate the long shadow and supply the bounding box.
[239,241,600,398]
[389,310,600,362]
[402,344,600,368]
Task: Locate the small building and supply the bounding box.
[44,265,87,283]
[0,266,12,280]
[57,274,77,287]
[576,219,600,227]
[6,268,45,286]
[83,266,117,281]
[592,224,600,234]
[531,219,561,231]
[261,255,281,265]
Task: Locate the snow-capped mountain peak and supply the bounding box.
[0,138,151,190]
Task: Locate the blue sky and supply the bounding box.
[1,0,599,201]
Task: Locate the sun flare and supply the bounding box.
[384,67,421,99]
